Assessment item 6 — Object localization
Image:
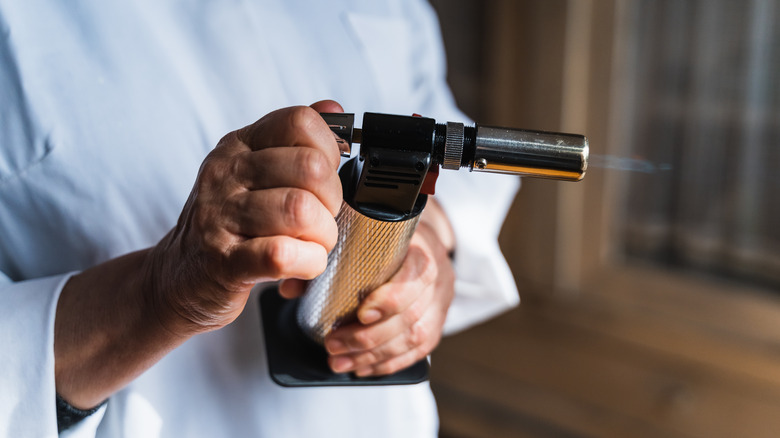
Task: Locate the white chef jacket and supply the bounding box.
[0,1,520,437]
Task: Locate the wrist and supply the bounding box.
[142,241,208,340]
[55,249,189,408]
[143,234,250,339]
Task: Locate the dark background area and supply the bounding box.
[427,1,780,437]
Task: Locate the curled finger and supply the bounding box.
[227,236,329,284]
[233,147,343,216]
[237,106,341,169]
[226,188,338,251]
[328,317,431,374]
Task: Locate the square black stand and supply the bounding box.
[260,287,429,387]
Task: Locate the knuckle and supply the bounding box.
[191,203,222,238]
[201,230,228,261]
[288,106,320,132]
[213,131,243,155]
[300,149,332,182]
[283,190,316,229]
[352,330,378,350]
[379,290,402,315]
[408,321,429,348]
[356,350,379,367]
[404,302,425,325]
[231,193,248,217]
[216,131,235,148]
[264,238,294,278]
[198,155,230,185]
[228,153,246,182]
[232,124,256,149]
[419,260,438,286]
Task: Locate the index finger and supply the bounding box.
[236,105,341,169]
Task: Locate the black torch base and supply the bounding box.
[259,287,429,387]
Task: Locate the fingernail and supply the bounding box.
[331,356,354,373]
[359,309,382,324]
[325,338,346,354]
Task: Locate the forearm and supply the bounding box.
[53,249,191,409]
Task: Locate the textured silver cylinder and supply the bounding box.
[297,201,420,344]
[443,121,464,170]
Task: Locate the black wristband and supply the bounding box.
[56,393,106,432]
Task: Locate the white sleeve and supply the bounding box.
[0,273,107,438]
[402,0,521,334]
[0,273,66,437]
[436,172,520,334]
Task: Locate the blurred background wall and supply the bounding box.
[427,1,780,437]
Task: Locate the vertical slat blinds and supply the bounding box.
[621,0,780,287]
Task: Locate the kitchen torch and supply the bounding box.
[260,112,588,387]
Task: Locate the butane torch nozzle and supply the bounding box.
[437,121,588,181]
[467,126,589,181]
[323,112,589,182]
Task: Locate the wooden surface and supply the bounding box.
[431,265,780,438]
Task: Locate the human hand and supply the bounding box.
[320,199,456,377]
[146,101,344,336]
[55,101,344,408]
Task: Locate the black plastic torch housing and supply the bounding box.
[347,113,436,219]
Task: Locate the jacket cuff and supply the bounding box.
[434,170,521,334]
[0,273,73,437]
